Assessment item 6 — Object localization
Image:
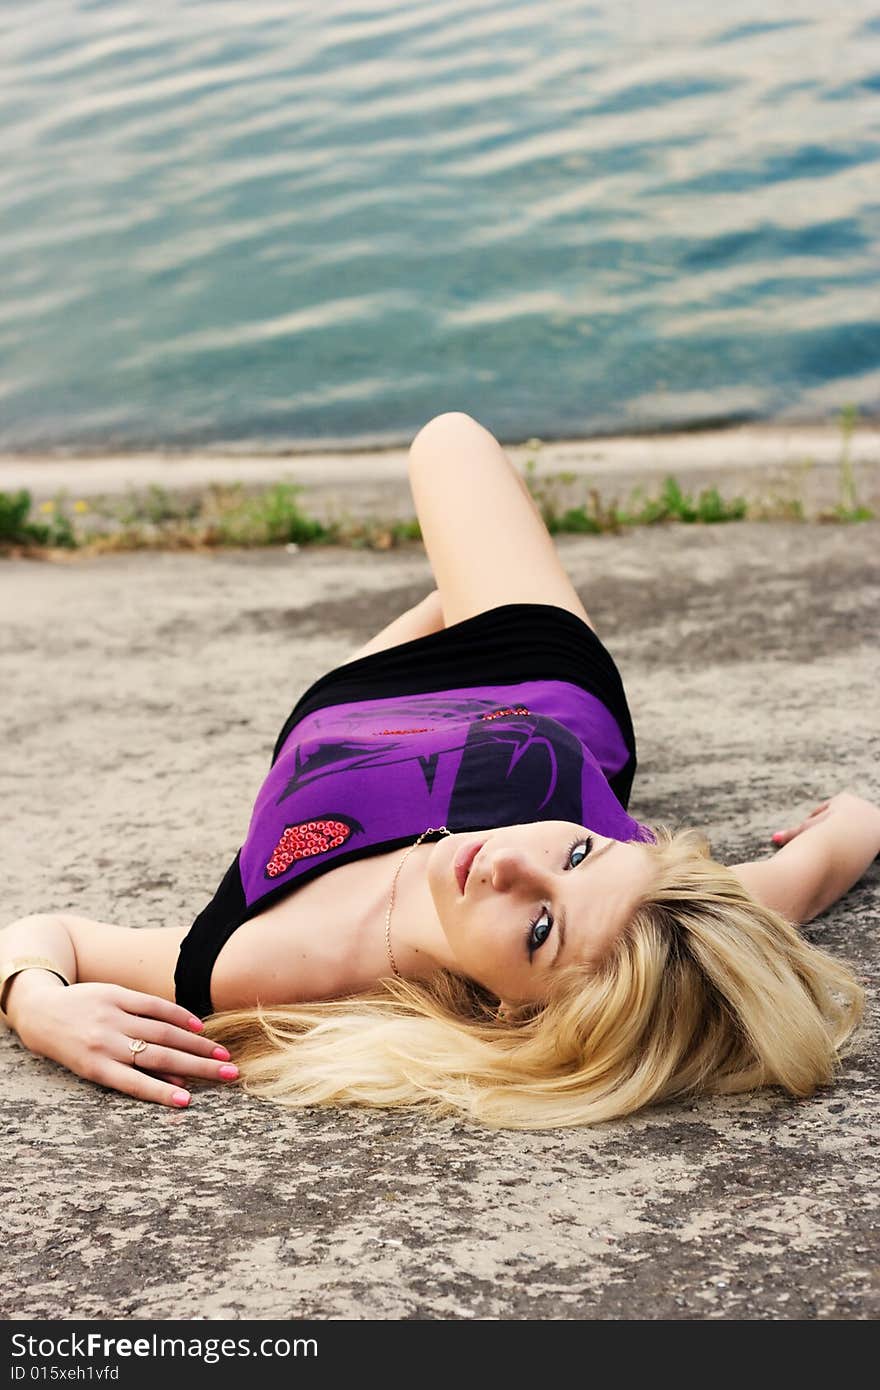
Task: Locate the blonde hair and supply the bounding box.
[203,825,865,1130]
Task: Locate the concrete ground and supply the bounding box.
[2,443,879,1319]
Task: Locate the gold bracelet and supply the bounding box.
[0,956,71,1016]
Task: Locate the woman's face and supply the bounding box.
[427,820,656,1004]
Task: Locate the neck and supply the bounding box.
[375,841,459,981]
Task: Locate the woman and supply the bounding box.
[1,412,875,1128]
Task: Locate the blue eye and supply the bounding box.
[525,836,593,959]
[527,911,553,955]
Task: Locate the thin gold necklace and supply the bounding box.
[384,826,451,978]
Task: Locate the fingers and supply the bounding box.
[155,1072,187,1088]
[101,1060,195,1108]
[97,1048,238,1108]
[68,986,242,1106]
[772,823,807,846]
[771,803,833,846]
[771,819,809,845]
[103,989,241,1103]
[124,1038,239,1084]
[118,1010,230,1065]
[111,987,208,1034]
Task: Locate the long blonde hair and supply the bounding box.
[203,825,865,1129]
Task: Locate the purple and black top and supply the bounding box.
[174,603,653,1016]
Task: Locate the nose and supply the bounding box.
[484,848,550,895]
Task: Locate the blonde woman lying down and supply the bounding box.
[1,413,875,1129]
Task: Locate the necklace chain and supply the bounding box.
[384,826,451,979]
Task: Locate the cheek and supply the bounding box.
[461,906,523,980]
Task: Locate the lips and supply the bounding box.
[454,839,485,895]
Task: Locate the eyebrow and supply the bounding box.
[551,838,615,968]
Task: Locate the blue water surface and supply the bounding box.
[1,0,878,452]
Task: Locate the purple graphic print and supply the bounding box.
[235,679,651,911]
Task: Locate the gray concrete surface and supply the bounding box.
[2,510,878,1320]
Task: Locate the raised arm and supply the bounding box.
[729,791,880,926]
[0,913,239,1107]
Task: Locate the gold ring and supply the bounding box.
[127,1038,148,1066]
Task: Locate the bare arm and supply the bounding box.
[0,912,238,1107]
[1,911,184,1003]
[729,791,880,925]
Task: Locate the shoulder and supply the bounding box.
[209,856,380,1011]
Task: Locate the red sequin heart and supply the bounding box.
[266,818,352,878]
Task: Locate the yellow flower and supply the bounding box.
[73,500,88,513]
[39,500,54,513]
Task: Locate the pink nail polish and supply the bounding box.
[171,1089,191,1107]
[187,1018,205,1032]
[211,1045,230,1061]
[218,1064,239,1080]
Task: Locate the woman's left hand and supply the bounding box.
[771,799,833,847]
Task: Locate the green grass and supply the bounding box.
[825,402,873,521]
[625,476,748,525]
[522,404,874,532]
[525,459,750,531]
[0,408,874,557]
[0,489,77,548]
[204,481,331,547]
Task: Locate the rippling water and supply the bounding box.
[1,0,879,453]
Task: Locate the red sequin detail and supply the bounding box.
[378,727,433,735]
[266,817,353,878]
[480,705,531,721]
